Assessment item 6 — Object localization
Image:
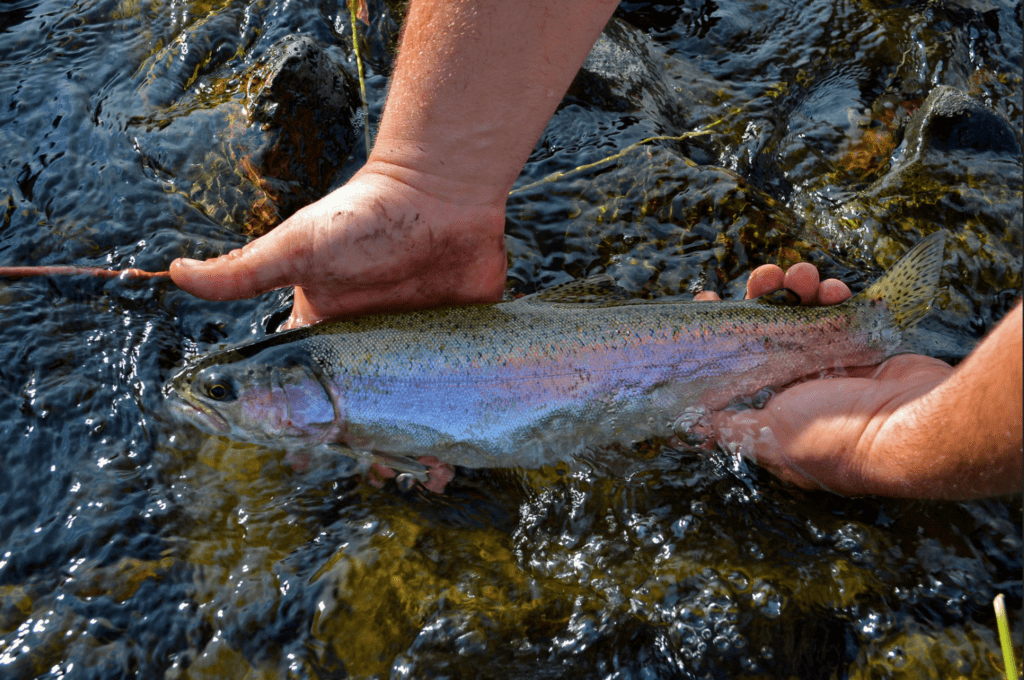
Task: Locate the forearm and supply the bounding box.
[869,301,1023,499]
[367,0,619,205]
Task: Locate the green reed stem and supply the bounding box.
[995,594,1019,680]
[348,0,372,156]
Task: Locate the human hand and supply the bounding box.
[712,353,954,496]
[693,261,852,304]
[697,260,964,497]
[170,163,508,329]
[171,0,620,332]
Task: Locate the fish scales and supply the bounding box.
[167,232,945,473]
[302,303,883,467]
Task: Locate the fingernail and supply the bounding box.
[176,258,202,269]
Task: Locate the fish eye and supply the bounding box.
[200,372,237,402]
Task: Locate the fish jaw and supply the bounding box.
[166,388,232,434]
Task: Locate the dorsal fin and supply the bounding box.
[523,274,637,305]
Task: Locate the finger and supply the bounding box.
[714,403,855,493]
[367,462,396,488]
[867,354,953,382]
[817,278,852,305]
[711,409,813,486]
[418,456,455,493]
[746,264,785,299]
[283,288,324,330]
[782,262,820,305]
[170,227,301,301]
[694,291,721,301]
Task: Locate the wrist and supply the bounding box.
[365,141,518,209]
[366,0,620,207]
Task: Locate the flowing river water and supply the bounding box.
[0,0,1021,678]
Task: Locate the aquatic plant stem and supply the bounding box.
[508,116,729,197]
[348,0,372,156]
[995,594,1020,680]
[0,266,170,280]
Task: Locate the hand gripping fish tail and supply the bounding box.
[165,231,947,494]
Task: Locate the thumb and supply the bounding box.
[170,228,300,301]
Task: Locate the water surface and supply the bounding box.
[0,0,1021,677]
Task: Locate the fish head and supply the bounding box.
[166,343,339,449]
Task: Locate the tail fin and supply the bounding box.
[857,231,946,331]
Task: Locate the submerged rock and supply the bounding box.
[249,34,359,152]
[899,85,1020,158]
[569,18,661,113]
[563,17,723,140]
[240,34,360,233]
[829,86,1023,357]
[130,33,359,236]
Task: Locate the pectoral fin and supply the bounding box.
[316,443,432,484]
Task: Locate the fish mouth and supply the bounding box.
[167,392,231,434]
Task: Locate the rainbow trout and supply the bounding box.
[166,232,945,484]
